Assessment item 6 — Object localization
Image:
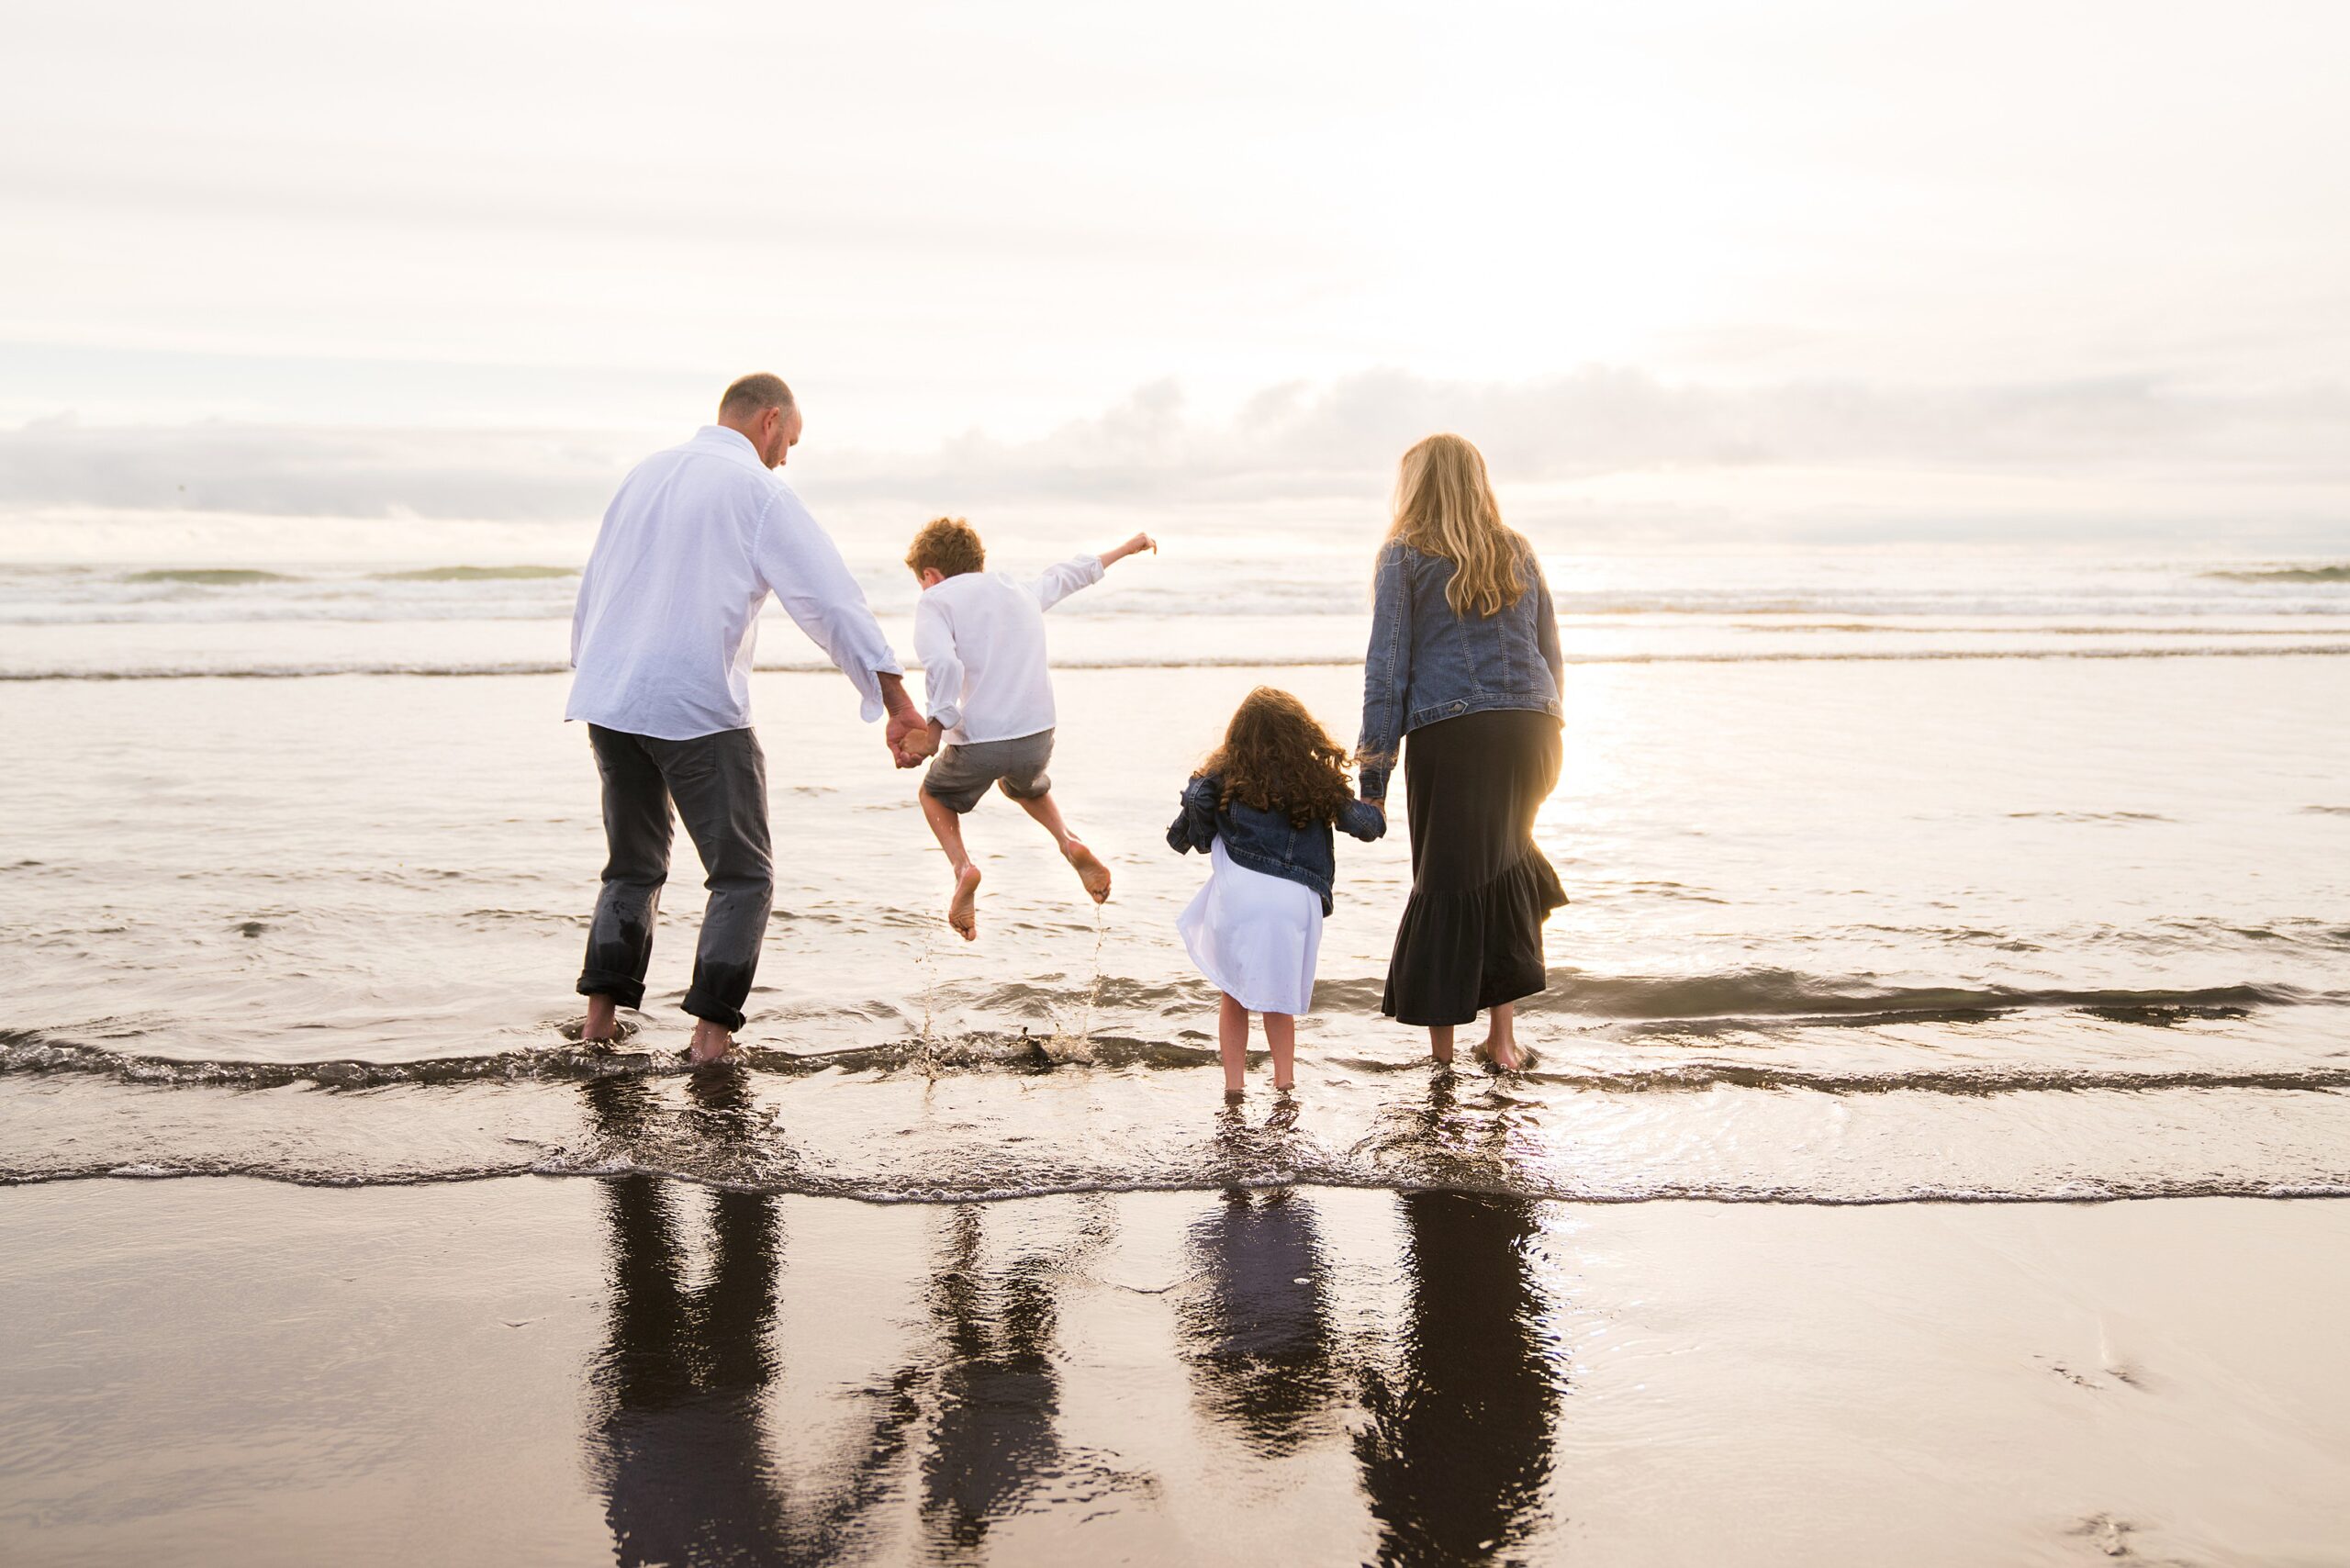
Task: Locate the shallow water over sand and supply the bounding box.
[3,549,2346,1204]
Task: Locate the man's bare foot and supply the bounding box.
[582,993,618,1046]
[684,1019,735,1065]
[1062,840,1111,903]
[948,863,982,940]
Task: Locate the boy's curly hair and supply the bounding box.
[1203,687,1357,826]
[906,517,986,578]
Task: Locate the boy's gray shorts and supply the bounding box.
[923,728,1056,814]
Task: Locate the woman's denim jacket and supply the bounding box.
[1166,773,1386,915]
[1356,541,1564,801]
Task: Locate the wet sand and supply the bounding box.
[3,1176,2344,1566]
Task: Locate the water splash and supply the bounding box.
[911,910,945,1077]
[1038,902,1110,1063]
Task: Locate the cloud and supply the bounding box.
[815,368,2350,502]
[4,368,2345,543]
[0,420,633,521]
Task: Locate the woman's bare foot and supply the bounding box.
[1427,1023,1455,1067]
[684,1018,735,1064]
[1062,840,1112,903]
[1478,1003,1523,1072]
[947,863,982,940]
[1477,1038,1525,1072]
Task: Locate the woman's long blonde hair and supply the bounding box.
[1382,432,1528,617]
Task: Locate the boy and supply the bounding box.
[907,517,1155,938]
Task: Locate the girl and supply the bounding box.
[1168,688,1387,1093]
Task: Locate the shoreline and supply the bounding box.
[10,1168,2350,1205]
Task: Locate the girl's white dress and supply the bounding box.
[1178,839,1324,1015]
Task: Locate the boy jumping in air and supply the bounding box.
[907,517,1156,939]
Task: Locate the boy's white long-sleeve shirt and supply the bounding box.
[913,555,1104,745]
[565,425,901,741]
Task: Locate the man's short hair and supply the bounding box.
[906,517,986,578]
[718,373,794,422]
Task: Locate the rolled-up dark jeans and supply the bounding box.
[577,724,774,1031]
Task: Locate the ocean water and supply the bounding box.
[2,537,2347,1203]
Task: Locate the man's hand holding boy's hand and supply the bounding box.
[884,711,925,768]
[879,674,934,768]
[1102,532,1157,566]
[889,719,942,769]
[892,722,939,768]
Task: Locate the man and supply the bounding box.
[566,373,934,1063]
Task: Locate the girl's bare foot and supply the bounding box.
[1062,840,1112,902]
[948,863,982,940]
[684,1019,735,1064]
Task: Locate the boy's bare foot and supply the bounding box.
[1062,840,1112,903]
[684,1018,735,1065]
[948,863,982,940]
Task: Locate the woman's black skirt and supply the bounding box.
[1382,708,1566,1027]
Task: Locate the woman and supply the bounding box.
[1357,433,1566,1070]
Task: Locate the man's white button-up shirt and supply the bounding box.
[566,425,901,740]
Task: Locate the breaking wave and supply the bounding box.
[2207,565,2350,584]
[7,1005,2347,1095]
[367,565,578,582]
[1505,972,2335,1023]
[8,644,2350,683]
[119,568,297,586]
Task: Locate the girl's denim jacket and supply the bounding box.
[1356,541,1564,801]
[1166,773,1386,915]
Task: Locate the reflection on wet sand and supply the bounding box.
[585,1074,915,1566]
[1181,1187,1339,1455]
[1356,1188,1561,1566]
[919,1202,1080,1551]
[582,1076,1564,1564]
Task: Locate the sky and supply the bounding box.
[5,0,2347,551]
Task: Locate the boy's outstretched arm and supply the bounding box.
[1101,532,1156,568]
[1032,533,1155,610]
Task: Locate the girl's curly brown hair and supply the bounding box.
[1203,687,1358,826]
